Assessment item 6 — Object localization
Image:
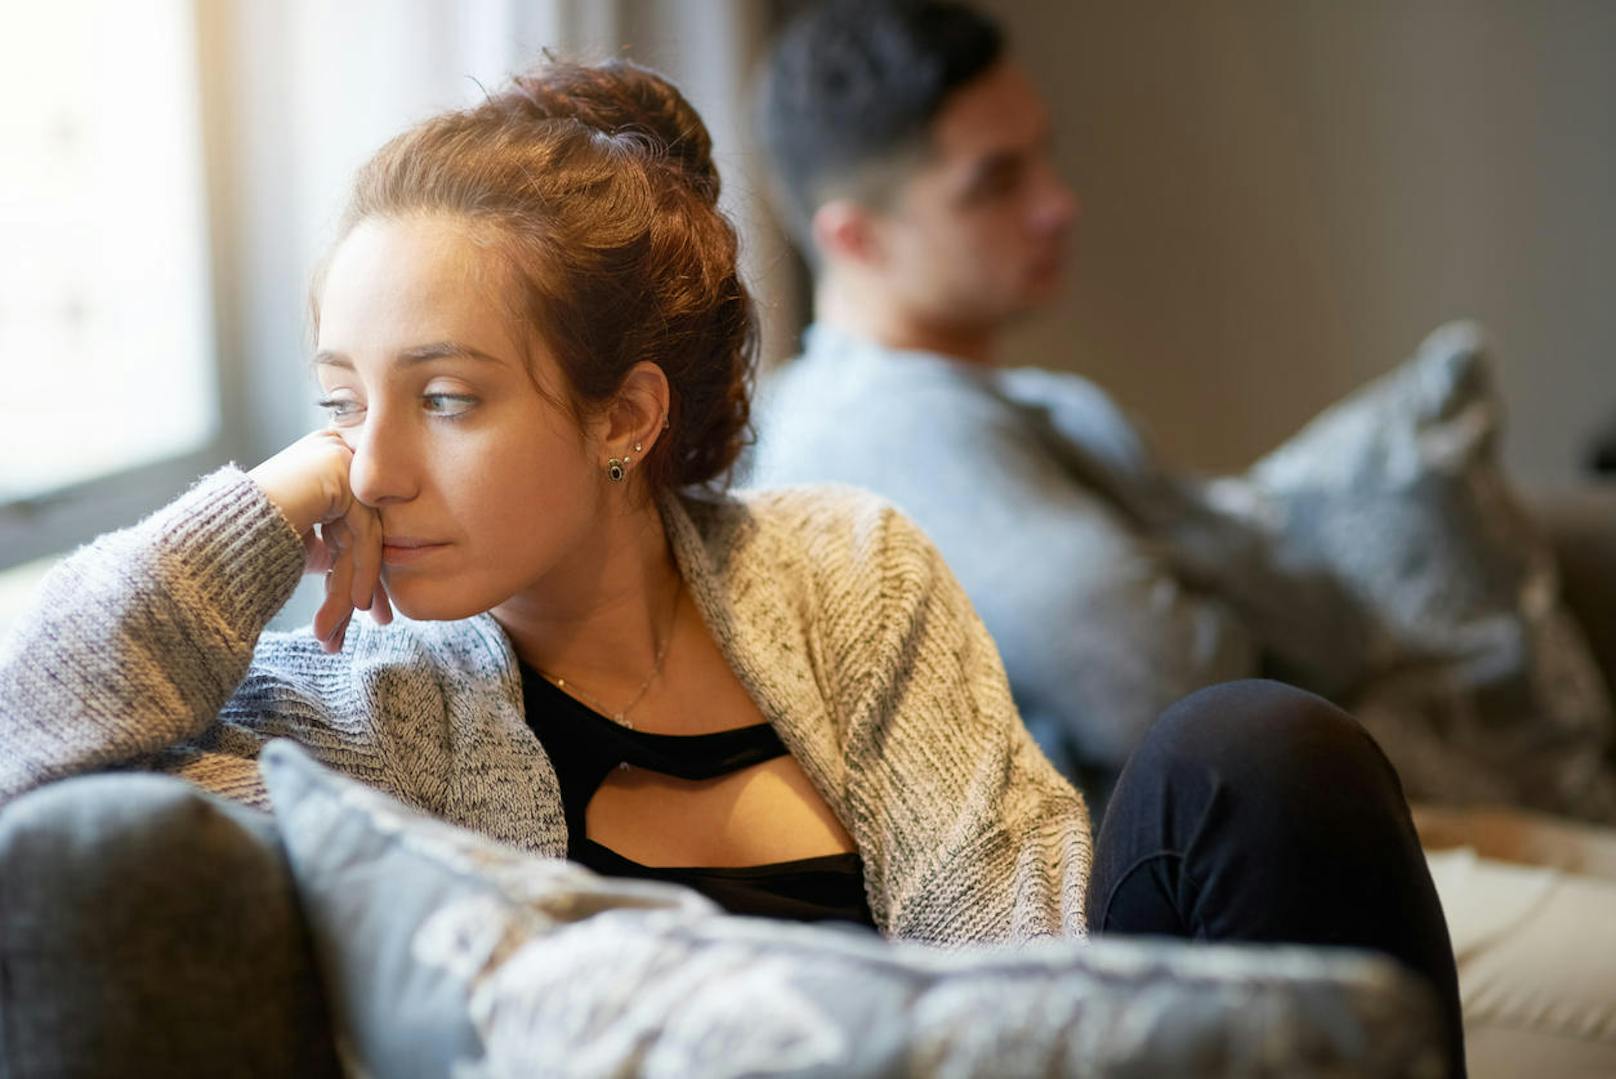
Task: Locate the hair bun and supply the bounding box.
[504,59,720,205]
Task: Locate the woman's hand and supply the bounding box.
[248,430,393,652]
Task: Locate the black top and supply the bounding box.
[519,662,876,928]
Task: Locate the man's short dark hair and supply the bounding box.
[757,0,1005,247]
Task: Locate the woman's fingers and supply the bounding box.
[313,518,356,651]
[302,527,336,576]
[248,428,356,536]
[346,502,384,614]
[369,577,395,626]
[253,428,391,649]
[311,506,391,648]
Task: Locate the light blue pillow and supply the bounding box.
[259,739,1444,1077]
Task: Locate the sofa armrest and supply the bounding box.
[0,773,341,1077]
[1530,485,1616,698]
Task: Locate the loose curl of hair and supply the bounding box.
[318,59,758,494]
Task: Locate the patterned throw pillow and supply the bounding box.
[259,739,1443,1077]
[1213,322,1616,822]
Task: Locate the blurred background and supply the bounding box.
[2,0,1613,631]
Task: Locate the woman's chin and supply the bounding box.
[382,578,499,624]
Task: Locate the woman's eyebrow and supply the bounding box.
[396,341,507,366]
[312,342,507,369]
[313,350,353,370]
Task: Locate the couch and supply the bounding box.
[0,754,1447,1077]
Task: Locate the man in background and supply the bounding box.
[748,0,1363,802]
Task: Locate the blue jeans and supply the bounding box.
[1089,679,1467,1077]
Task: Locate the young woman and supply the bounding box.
[0,60,1462,1067]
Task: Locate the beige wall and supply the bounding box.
[981,0,1615,485]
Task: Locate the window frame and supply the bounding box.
[0,0,246,573]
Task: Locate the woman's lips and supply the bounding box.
[380,538,450,566]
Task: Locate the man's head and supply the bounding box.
[759,1,1078,344]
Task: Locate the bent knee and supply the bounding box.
[1145,679,1391,786]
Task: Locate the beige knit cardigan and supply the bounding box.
[0,468,1091,944]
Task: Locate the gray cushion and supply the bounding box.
[1217,322,1616,822]
[261,738,1446,1077]
[0,772,340,1078]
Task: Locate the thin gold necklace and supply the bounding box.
[538,581,681,730]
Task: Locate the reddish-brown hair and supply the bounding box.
[323,59,757,493]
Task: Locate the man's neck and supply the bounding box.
[815,277,998,366]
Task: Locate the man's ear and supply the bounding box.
[597,360,672,466]
[811,198,884,269]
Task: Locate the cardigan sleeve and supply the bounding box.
[826,500,1093,945]
[0,468,309,807]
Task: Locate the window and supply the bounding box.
[0,0,226,572]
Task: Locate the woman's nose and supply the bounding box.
[345,410,417,507]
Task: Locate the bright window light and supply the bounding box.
[0,0,217,502]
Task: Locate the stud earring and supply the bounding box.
[633,441,642,453]
[606,458,626,483]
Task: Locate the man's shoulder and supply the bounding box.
[996,365,1131,425]
[753,346,1021,486]
[775,339,993,395]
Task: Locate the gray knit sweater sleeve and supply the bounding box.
[0,469,307,806]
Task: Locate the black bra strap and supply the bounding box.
[520,663,790,839]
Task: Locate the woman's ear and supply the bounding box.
[598,361,671,469]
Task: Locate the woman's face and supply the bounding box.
[313,214,606,621]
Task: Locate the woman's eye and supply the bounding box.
[422,392,477,418]
[316,396,364,424]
